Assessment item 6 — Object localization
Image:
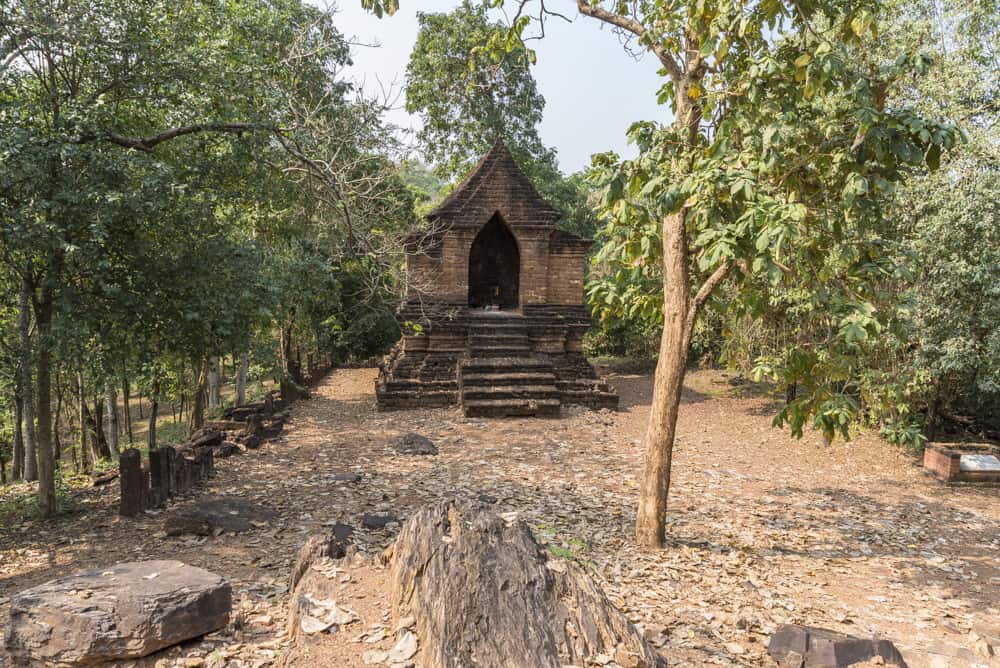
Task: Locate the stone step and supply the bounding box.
[468,346,532,358]
[468,334,530,347]
[460,371,558,386]
[461,385,560,401]
[381,379,457,391]
[376,390,458,409]
[460,357,554,374]
[462,398,561,418]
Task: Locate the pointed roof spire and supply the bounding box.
[426,139,562,228]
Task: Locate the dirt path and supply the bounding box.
[1,368,998,667]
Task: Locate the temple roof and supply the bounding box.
[426,139,563,228]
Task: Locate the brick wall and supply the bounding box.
[546,251,586,306]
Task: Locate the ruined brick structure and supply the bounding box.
[377,140,618,417]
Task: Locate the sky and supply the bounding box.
[323,1,671,174]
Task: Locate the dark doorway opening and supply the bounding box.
[468,214,520,309]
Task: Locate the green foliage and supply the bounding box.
[404,1,598,237]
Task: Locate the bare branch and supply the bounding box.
[78,123,276,152]
[574,0,682,81]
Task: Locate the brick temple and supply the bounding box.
[376,140,619,417]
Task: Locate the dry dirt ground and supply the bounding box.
[1,368,998,667]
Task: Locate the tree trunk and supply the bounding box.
[236,352,249,407]
[85,399,111,460]
[18,279,38,482]
[33,289,57,516]
[207,356,220,410]
[53,385,63,466]
[12,395,24,481]
[635,211,693,548]
[138,395,144,420]
[189,359,209,432]
[76,372,90,473]
[122,375,133,444]
[106,385,120,455]
[147,379,160,450]
[93,397,109,457]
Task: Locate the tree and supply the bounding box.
[0,0,356,514]
[404,0,597,236]
[368,0,958,547]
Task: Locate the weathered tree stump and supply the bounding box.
[388,500,664,668]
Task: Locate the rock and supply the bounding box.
[387,500,663,668]
[286,531,358,639]
[476,493,498,504]
[289,530,352,594]
[5,560,231,665]
[331,522,354,543]
[211,442,242,458]
[362,513,400,530]
[163,496,276,536]
[332,472,362,483]
[395,433,438,456]
[387,629,418,662]
[767,624,908,668]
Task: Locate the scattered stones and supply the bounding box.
[767,624,908,667]
[163,496,277,536]
[395,433,438,456]
[5,561,231,665]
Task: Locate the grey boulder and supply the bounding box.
[5,560,231,665]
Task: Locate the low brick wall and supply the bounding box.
[923,443,1000,484]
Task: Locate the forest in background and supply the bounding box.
[1,0,997,517]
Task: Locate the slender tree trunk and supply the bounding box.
[236,352,249,407]
[53,385,63,466]
[76,371,90,473]
[138,395,144,420]
[12,395,24,481]
[147,380,160,450]
[105,385,120,454]
[18,279,38,482]
[93,397,109,456]
[33,289,57,516]
[207,356,220,410]
[635,211,693,548]
[189,359,209,432]
[122,375,133,444]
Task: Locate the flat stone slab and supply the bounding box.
[5,560,231,665]
[164,496,277,536]
[361,513,401,530]
[959,454,1000,472]
[768,624,908,667]
[395,432,438,455]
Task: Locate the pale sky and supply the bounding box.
[324,1,670,174]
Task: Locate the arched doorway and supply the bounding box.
[468,213,520,309]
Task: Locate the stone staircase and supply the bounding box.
[459,313,561,417]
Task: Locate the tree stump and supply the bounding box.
[388,500,664,668]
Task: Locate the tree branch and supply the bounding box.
[574,0,682,81]
[78,122,276,152]
[691,260,732,311]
